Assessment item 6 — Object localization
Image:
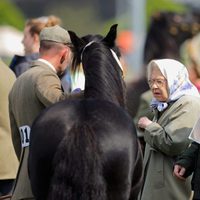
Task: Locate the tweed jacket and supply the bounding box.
[138,95,200,200]
[9,60,81,200]
[0,59,18,180]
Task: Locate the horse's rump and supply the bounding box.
[29,99,142,200]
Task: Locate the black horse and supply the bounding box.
[28,24,143,200]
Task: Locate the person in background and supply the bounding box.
[10,15,60,77]
[173,116,200,200]
[9,25,82,200]
[180,33,200,92]
[137,59,200,200]
[0,59,18,198]
[9,15,71,92]
[173,37,200,199]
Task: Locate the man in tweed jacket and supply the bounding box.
[9,25,81,200]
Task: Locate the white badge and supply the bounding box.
[19,125,31,148]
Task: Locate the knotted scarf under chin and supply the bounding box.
[150,101,168,112]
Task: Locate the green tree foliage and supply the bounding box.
[0,0,25,30]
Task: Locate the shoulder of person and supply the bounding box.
[31,61,57,75]
[165,95,200,115]
[177,95,200,105]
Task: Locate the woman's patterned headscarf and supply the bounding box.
[147,59,199,111]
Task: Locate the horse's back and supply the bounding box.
[29,99,142,200]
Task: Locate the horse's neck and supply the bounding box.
[84,85,125,108]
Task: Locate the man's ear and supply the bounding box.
[60,47,69,64]
[60,55,65,64]
[60,51,66,64]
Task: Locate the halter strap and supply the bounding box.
[81,41,123,72]
[81,41,94,61]
[110,49,123,72]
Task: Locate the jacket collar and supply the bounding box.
[31,59,57,73]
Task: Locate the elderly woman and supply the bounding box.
[137,59,200,200]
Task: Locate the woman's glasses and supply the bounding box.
[148,79,166,88]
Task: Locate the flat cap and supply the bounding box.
[39,25,71,44]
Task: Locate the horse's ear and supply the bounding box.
[68,30,85,51]
[102,24,118,48]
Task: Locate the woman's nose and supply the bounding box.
[151,82,159,89]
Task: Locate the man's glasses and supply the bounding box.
[148,79,166,88]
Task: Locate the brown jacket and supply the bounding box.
[9,60,81,200]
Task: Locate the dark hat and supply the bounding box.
[39,25,71,44]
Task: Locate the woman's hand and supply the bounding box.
[173,164,186,181]
[137,117,153,129]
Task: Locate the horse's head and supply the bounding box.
[68,24,120,72]
[68,24,126,108]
